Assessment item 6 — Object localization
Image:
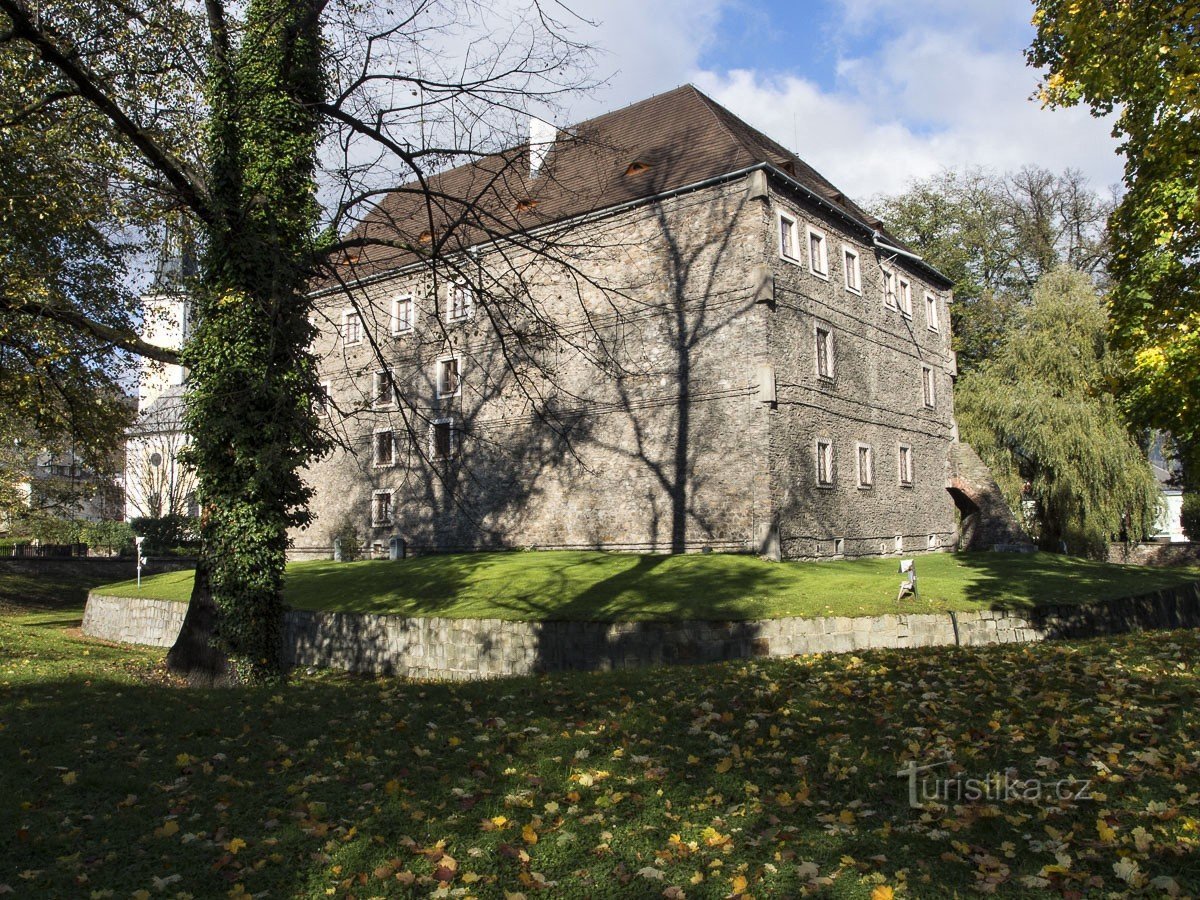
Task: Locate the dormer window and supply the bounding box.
[624,161,651,176]
[515,198,538,213]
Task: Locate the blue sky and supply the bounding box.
[560,0,1123,200]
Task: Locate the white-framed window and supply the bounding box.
[341,310,362,345]
[898,443,914,486]
[898,277,913,317]
[921,364,936,409]
[806,226,829,278]
[318,381,332,414]
[927,533,939,550]
[436,355,461,398]
[925,291,939,331]
[815,324,834,379]
[843,246,861,294]
[815,438,834,486]
[372,429,395,467]
[894,534,904,553]
[371,489,393,526]
[447,282,473,321]
[856,443,874,488]
[373,370,394,408]
[430,417,456,460]
[882,269,897,310]
[777,210,800,262]
[391,295,414,335]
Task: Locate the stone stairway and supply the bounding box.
[948,442,1036,551]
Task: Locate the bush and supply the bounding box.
[130,515,199,555]
[330,516,362,562]
[1181,494,1200,542]
[27,515,84,545]
[81,521,135,556]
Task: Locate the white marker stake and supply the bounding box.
[135,535,146,589]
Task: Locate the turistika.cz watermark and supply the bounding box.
[897,760,1093,809]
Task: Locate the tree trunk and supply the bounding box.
[166,559,232,686]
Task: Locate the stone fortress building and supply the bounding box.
[293,85,976,560]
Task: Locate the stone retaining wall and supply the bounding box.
[81,593,188,648]
[83,581,1200,678]
[1107,542,1200,568]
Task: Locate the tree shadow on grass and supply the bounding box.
[950,551,1200,609]
[6,629,1200,898]
[951,550,1200,641]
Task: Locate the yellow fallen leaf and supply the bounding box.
[461,872,481,884]
[714,758,732,774]
[522,824,539,845]
[731,874,748,894]
[161,820,179,837]
[227,837,247,855]
[871,887,895,900]
[1097,818,1116,843]
[60,771,77,786]
[491,815,508,828]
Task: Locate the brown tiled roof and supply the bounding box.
[325,84,938,286]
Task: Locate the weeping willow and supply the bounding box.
[956,267,1162,557]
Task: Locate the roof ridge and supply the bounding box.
[686,86,764,167]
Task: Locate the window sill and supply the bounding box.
[899,482,915,489]
[808,268,830,281]
[845,286,862,296]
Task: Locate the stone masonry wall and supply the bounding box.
[85,581,1200,678]
[760,181,959,559]
[296,178,774,557]
[1108,542,1200,567]
[293,168,964,561]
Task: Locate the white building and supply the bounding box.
[124,266,197,522]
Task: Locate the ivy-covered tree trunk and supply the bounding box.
[167,0,327,683]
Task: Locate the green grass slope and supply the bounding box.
[92,550,1200,621]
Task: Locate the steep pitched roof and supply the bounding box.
[326,85,939,287]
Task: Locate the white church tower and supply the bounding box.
[124,250,198,523]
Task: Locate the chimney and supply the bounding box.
[529,116,556,179]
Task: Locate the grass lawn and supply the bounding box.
[93,550,1200,621]
[2,572,1198,897]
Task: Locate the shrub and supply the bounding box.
[27,514,84,545]
[1181,494,1200,542]
[81,521,135,556]
[130,515,199,555]
[330,516,362,562]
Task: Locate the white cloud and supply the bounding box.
[568,0,1125,202]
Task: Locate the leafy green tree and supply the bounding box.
[0,48,149,513]
[956,267,1161,557]
[872,167,1110,372]
[1029,0,1200,483]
